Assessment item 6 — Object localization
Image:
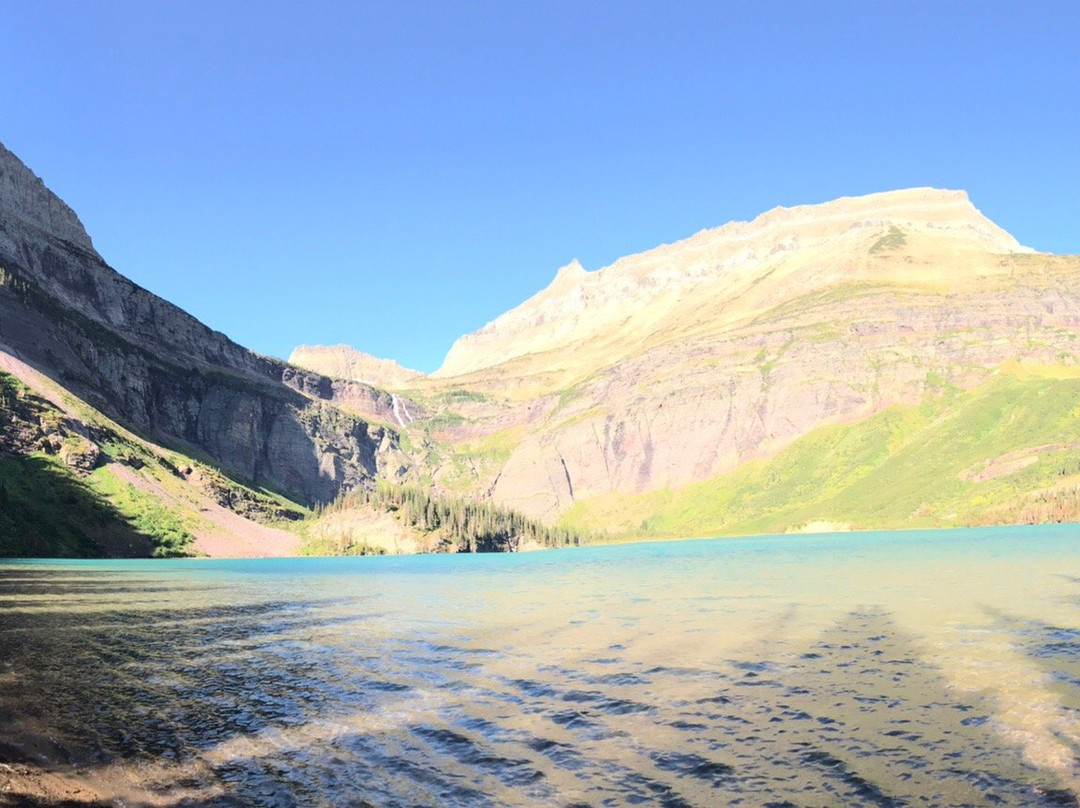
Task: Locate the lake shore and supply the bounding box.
[0,741,112,807]
[0,735,231,807]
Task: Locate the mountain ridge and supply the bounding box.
[289,344,424,389]
[434,187,1031,380]
[6,135,1080,555]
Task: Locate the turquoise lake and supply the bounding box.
[2,525,1080,806]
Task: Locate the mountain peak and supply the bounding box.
[0,140,98,255]
[434,188,1032,379]
[690,187,1024,256]
[549,258,588,291]
[554,258,586,278]
[289,344,424,388]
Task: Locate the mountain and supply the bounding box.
[290,344,424,389]
[435,189,1026,381]
[0,140,422,556]
[6,135,1080,554]
[0,140,419,505]
[336,188,1080,536]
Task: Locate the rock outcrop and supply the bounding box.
[0,141,98,256]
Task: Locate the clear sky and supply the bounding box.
[2,1,1077,372]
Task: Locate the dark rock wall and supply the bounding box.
[0,204,406,505]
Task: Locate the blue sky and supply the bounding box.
[2,1,1077,372]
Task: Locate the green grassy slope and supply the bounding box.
[561,367,1080,541]
[0,454,154,557]
[0,369,194,557]
[1,369,304,558]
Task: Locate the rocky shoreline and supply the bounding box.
[0,743,112,807]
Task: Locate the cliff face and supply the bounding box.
[0,141,98,255]
[0,141,408,505]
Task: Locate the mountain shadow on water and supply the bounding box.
[724,608,1080,807]
[2,569,1079,806]
[985,576,1080,807]
[0,573,349,807]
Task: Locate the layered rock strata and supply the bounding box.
[0,141,408,504]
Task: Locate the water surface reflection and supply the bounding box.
[2,526,1080,806]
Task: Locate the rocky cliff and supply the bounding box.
[0,141,409,506]
[0,142,98,256]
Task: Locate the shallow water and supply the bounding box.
[2,525,1080,806]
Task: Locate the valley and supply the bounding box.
[3,139,1080,556]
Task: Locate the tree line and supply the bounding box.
[319,483,584,552]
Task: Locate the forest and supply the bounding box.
[321,483,585,553]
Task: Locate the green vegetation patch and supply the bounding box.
[754,281,898,326]
[870,226,908,253]
[439,427,522,490]
[425,411,468,430]
[442,387,489,404]
[3,370,212,557]
[87,468,195,557]
[561,372,1080,540]
[0,454,153,557]
[299,536,388,557]
[0,369,48,423]
[310,483,585,554]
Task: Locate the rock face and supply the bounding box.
[0,141,98,256]
[0,140,408,505]
[290,344,424,388]
[480,263,1080,519]
[413,189,1080,522]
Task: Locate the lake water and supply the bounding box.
[2,525,1080,806]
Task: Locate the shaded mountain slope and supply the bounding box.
[0,356,304,558]
[0,141,411,510]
